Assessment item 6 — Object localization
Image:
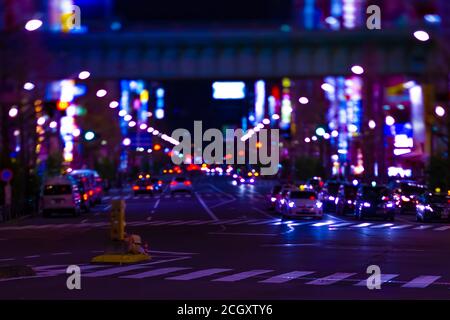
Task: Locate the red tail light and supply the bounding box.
[447,199,450,204]
[146,185,153,190]
[309,196,316,200]
[158,180,163,185]
[184,181,191,186]
[170,181,177,186]
[132,186,139,191]
[382,196,390,201]
[83,194,88,201]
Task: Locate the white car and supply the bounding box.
[41,176,82,217]
[274,186,295,213]
[282,190,323,219]
[170,176,193,194]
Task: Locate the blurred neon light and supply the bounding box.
[212,82,245,99]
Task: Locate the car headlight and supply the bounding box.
[288,201,295,208]
[328,196,335,201]
[271,197,276,202]
[386,203,394,208]
[363,202,371,207]
[316,201,323,209]
[401,196,410,202]
[347,200,353,204]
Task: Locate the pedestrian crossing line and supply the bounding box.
[212,270,273,282]
[413,225,434,230]
[306,272,356,286]
[211,218,243,225]
[390,225,412,229]
[354,274,399,286]
[434,226,450,231]
[370,223,395,229]
[249,219,280,225]
[227,219,264,225]
[329,222,354,227]
[167,268,233,281]
[188,220,213,225]
[259,271,315,284]
[402,275,441,288]
[128,221,152,227]
[148,220,184,226]
[168,220,203,226]
[120,267,191,279]
[84,264,150,277]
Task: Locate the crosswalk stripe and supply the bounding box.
[249,219,279,225]
[168,220,201,226]
[189,220,213,225]
[390,225,412,229]
[402,275,441,288]
[148,220,183,226]
[211,219,242,225]
[128,222,150,227]
[227,219,262,225]
[413,225,434,230]
[306,272,356,286]
[212,270,273,282]
[354,274,399,286]
[84,264,149,277]
[259,271,314,284]
[370,223,395,229]
[167,268,232,280]
[434,226,450,231]
[329,222,354,227]
[121,267,191,279]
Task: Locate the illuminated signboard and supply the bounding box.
[212,82,246,99]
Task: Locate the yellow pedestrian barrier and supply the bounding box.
[92,199,150,264]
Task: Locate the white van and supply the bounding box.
[41,176,82,217]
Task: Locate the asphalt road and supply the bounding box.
[1,175,450,299]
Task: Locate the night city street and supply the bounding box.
[1,0,450,308]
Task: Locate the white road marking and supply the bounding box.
[121,267,191,279]
[24,255,40,259]
[211,219,243,225]
[352,223,372,228]
[84,265,149,277]
[329,222,354,227]
[227,219,262,225]
[167,268,232,281]
[213,270,273,282]
[370,223,394,229]
[434,226,450,231]
[354,274,399,286]
[209,232,278,236]
[249,219,280,225]
[402,275,441,288]
[51,252,71,256]
[260,271,314,284]
[306,272,356,285]
[194,192,219,221]
[0,258,15,262]
[390,225,412,229]
[413,225,434,230]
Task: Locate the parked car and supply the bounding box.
[416,193,450,222]
[282,190,323,220]
[388,180,428,214]
[335,183,358,215]
[41,176,82,217]
[354,185,395,221]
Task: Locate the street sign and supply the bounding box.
[0,169,13,182]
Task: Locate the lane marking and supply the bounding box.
[402,275,441,288]
[84,265,148,277]
[390,225,412,229]
[213,270,273,282]
[413,225,434,230]
[211,218,243,225]
[51,252,71,256]
[434,226,450,231]
[194,192,219,221]
[370,223,394,229]
[0,258,15,262]
[249,219,280,225]
[306,272,356,285]
[329,222,354,227]
[259,271,314,284]
[354,274,399,286]
[167,268,232,281]
[209,232,278,236]
[121,267,191,279]
[24,255,40,259]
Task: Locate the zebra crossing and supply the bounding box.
[7,262,448,290]
[1,218,450,232]
[102,192,268,202]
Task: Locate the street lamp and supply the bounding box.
[96,89,107,97]
[413,30,430,41]
[78,71,90,80]
[25,19,43,31]
[8,106,18,118]
[435,106,445,117]
[368,120,376,129]
[23,82,35,91]
[351,65,364,75]
[299,97,309,104]
[385,116,395,126]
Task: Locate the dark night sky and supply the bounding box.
[114,0,293,24]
